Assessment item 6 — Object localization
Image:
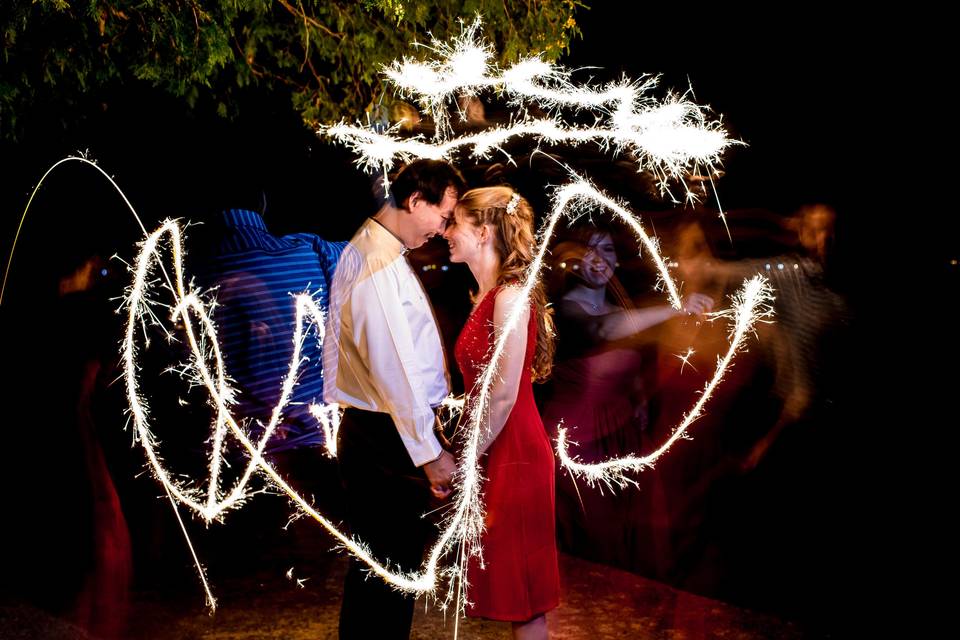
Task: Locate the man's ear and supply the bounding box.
[406,191,422,211]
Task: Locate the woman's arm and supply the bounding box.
[564,293,714,343]
[478,286,529,455]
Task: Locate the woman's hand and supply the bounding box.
[680,293,714,317]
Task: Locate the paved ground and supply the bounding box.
[2,553,803,639]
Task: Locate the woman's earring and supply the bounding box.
[615,261,620,268]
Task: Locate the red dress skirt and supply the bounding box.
[454,286,560,621]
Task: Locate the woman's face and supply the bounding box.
[442,206,484,264]
[580,231,617,288]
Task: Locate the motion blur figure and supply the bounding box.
[542,219,712,576]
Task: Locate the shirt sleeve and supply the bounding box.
[350,257,443,467]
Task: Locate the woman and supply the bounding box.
[443,186,558,640]
[542,221,713,575]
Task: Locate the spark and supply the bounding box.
[308,403,343,458]
[286,567,309,588]
[120,173,762,615]
[445,177,774,603]
[318,28,762,603]
[116,21,756,619]
[675,347,699,374]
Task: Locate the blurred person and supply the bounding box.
[190,191,348,503]
[651,207,850,624]
[542,219,712,575]
[742,204,847,469]
[4,253,132,639]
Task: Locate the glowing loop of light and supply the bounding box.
[123,219,448,594]
[4,20,763,625]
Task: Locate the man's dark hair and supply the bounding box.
[390,159,466,210]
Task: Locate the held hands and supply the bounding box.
[423,449,456,500]
[680,293,714,317]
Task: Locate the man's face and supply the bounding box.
[402,186,459,249]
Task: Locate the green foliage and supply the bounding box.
[0,0,585,140]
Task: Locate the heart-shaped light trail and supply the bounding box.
[118,17,770,628]
[122,172,770,621]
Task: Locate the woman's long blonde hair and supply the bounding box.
[457,186,555,381]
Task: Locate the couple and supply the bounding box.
[323,159,558,640]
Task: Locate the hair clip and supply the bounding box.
[505,192,521,215]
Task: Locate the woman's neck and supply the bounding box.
[567,283,607,310]
[467,251,501,301]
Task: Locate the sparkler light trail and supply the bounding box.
[323,17,739,203]
[1,154,153,307]
[123,219,452,596]
[118,174,768,617]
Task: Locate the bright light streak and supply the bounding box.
[309,403,342,458]
[123,219,448,595]
[675,347,699,374]
[322,17,738,204]
[2,154,153,307]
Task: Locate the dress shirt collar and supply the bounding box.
[368,216,409,256]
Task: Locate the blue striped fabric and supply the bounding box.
[193,209,347,453]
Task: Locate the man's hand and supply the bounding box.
[423,450,456,500]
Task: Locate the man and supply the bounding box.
[194,207,346,457]
[324,159,466,639]
[189,203,348,558]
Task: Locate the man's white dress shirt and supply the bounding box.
[323,218,449,466]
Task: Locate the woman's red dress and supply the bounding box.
[454,286,560,621]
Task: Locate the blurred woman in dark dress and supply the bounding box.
[542,221,712,575]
